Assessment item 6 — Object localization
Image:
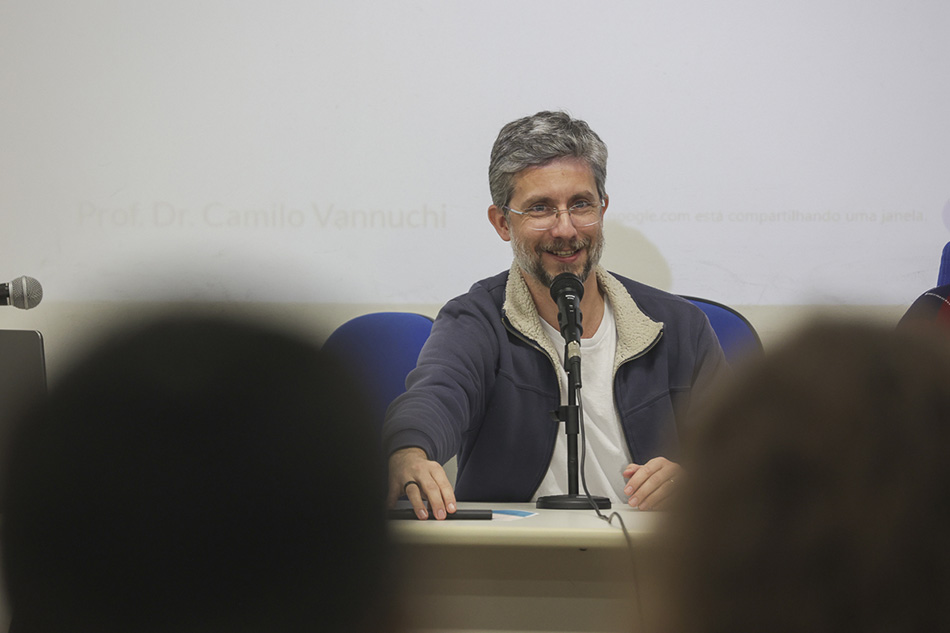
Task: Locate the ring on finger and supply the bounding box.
[403,480,421,494]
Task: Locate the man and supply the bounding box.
[382,111,725,520]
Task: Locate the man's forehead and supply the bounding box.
[510,157,597,200]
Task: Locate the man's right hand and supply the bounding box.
[387,447,457,520]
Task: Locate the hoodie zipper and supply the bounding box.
[613,327,664,462]
[502,314,566,497]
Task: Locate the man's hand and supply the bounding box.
[622,457,682,511]
[387,447,457,520]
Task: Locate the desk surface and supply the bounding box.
[389,502,659,549]
[391,502,658,632]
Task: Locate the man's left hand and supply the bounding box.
[622,457,682,510]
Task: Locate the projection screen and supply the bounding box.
[2,0,949,309]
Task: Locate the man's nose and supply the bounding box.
[549,209,579,239]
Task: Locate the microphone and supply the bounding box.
[549,272,584,372]
[537,272,610,510]
[1,276,43,310]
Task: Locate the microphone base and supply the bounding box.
[536,493,611,510]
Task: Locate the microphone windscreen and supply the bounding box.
[10,276,43,310]
[549,272,584,303]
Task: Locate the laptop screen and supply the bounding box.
[0,330,47,485]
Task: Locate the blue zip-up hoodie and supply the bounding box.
[382,265,726,502]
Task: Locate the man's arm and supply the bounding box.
[381,286,504,519]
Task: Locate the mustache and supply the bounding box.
[537,237,590,253]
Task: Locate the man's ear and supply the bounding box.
[488,205,511,242]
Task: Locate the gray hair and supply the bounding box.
[488,111,608,207]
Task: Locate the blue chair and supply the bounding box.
[938,242,950,287]
[322,312,434,429]
[680,296,762,363]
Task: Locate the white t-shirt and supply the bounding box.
[533,297,633,505]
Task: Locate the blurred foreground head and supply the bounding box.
[1,314,393,633]
[664,320,950,633]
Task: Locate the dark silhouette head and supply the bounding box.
[662,320,950,633]
[1,314,394,633]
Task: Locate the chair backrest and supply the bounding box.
[938,242,950,287]
[680,296,762,364]
[321,312,434,428]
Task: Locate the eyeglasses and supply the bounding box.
[503,200,603,231]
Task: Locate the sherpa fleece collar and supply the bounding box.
[501,263,664,375]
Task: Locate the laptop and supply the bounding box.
[0,330,47,485]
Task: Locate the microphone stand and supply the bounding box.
[536,337,611,510]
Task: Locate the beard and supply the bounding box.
[511,225,605,288]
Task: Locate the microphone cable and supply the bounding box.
[576,385,646,633]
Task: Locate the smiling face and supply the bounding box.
[489,156,607,288]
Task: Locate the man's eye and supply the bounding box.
[571,200,594,211]
[527,205,551,214]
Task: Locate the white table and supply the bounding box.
[391,502,659,633]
